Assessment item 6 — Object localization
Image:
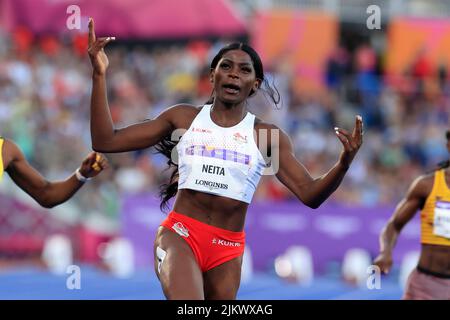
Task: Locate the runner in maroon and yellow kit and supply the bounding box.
[374,130,450,299]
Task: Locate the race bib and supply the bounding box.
[433,200,450,239]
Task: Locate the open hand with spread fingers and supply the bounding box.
[87,18,115,76]
[334,115,363,170]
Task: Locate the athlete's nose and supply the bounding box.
[228,72,239,79]
[228,66,240,79]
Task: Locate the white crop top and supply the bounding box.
[176,104,267,203]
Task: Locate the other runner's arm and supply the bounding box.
[373,176,428,274]
[4,139,107,208]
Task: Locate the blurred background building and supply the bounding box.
[0,0,449,299]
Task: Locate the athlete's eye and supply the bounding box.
[241,67,252,73]
[220,63,230,69]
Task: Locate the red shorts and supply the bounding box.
[160,211,245,272]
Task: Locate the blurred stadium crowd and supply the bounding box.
[0,10,447,301]
[1,28,449,205]
[0,1,449,268]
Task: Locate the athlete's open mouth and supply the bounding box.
[223,83,241,94]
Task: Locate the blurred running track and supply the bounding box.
[0,266,404,300]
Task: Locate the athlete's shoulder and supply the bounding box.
[163,103,202,118]
[254,118,284,132]
[253,119,291,151]
[157,103,204,131]
[409,172,435,198]
[155,103,200,122]
[416,171,437,184]
[2,138,21,155]
[1,138,25,169]
[164,103,202,113]
[2,138,15,150]
[254,118,289,141]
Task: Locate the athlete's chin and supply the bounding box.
[217,95,245,106]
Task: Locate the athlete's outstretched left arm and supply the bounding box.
[275,115,363,208]
[4,139,108,208]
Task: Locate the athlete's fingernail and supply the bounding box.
[334,127,339,131]
[110,37,116,40]
[357,115,362,121]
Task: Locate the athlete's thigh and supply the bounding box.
[402,269,436,300]
[203,255,243,300]
[154,226,204,299]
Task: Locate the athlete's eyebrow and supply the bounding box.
[221,58,253,67]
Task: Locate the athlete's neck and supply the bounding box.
[210,101,247,128]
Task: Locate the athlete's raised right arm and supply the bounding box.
[373,175,430,274]
[87,18,178,153]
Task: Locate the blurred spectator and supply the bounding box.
[0,32,449,264]
[325,45,350,92]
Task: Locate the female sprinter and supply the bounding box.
[374,130,450,299]
[87,18,363,300]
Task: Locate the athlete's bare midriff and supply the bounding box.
[419,244,450,275]
[173,189,249,232]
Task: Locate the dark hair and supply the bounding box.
[433,159,450,172]
[156,43,279,212]
[206,42,280,106]
[154,135,179,212]
[429,130,450,172]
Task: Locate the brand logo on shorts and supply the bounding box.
[211,238,241,247]
[172,222,189,237]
